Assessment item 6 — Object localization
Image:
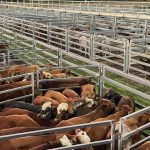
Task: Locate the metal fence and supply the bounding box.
[119,106,150,150]
[0,120,115,150]
[0,73,35,104]
[1,14,150,80]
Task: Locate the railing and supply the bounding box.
[119,106,150,150]
[0,73,35,104]
[1,14,150,80]
[0,120,115,150]
[37,65,103,96]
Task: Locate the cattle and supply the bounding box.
[73,105,132,150]
[136,141,150,150]
[33,96,59,107]
[44,90,68,103]
[55,99,115,128]
[79,35,90,58]
[0,134,56,150]
[37,102,57,121]
[62,88,80,100]
[102,88,122,105]
[106,112,150,150]
[0,65,39,82]
[0,127,48,136]
[5,101,41,114]
[116,96,135,112]
[0,114,40,130]
[81,84,96,108]
[0,107,52,127]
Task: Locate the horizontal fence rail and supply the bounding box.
[0,73,34,104]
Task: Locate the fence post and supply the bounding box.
[118,118,124,150]
[124,39,130,74]
[65,28,69,52]
[90,33,95,61]
[113,17,117,38]
[31,73,35,101]
[32,21,37,65]
[47,22,51,45]
[58,49,62,67]
[99,65,105,97]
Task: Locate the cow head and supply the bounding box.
[120,105,133,115]
[75,129,91,144]
[98,99,116,115]
[81,84,96,100]
[42,71,54,79]
[54,103,72,122]
[37,102,53,120]
[59,135,73,147]
[102,88,122,105]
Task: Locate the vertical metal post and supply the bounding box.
[91,15,95,33]
[90,33,94,61]
[47,22,50,44]
[98,65,104,97]
[143,20,148,41]
[31,73,35,101]
[36,69,40,96]
[59,12,62,27]
[119,118,124,150]
[124,39,130,74]
[113,17,117,38]
[65,28,69,52]
[111,121,115,150]
[32,21,37,65]
[58,49,62,67]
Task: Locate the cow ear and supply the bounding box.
[75,129,81,135]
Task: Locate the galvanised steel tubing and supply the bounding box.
[1,16,150,100]
[124,122,150,139]
[2,4,150,20]
[2,17,150,89]
[119,106,150,150]
[0,120,115,150]
[0,94,33,104]
[39,76,95,83]
[130,136,150,149]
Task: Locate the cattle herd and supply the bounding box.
[0,62,149,150]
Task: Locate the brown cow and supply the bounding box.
[33,96,59,107]
[0,127,48,136]
[0,114,40,130]
[117,96,135,112]
[136,141,150,150]
[0,108,52,127]
[0,134,56,150]
[73,105,132,150]
[81,84,95,100]
[62,88,80,100]
[44,90,68,103]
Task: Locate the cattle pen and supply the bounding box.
[0,1,149,150]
